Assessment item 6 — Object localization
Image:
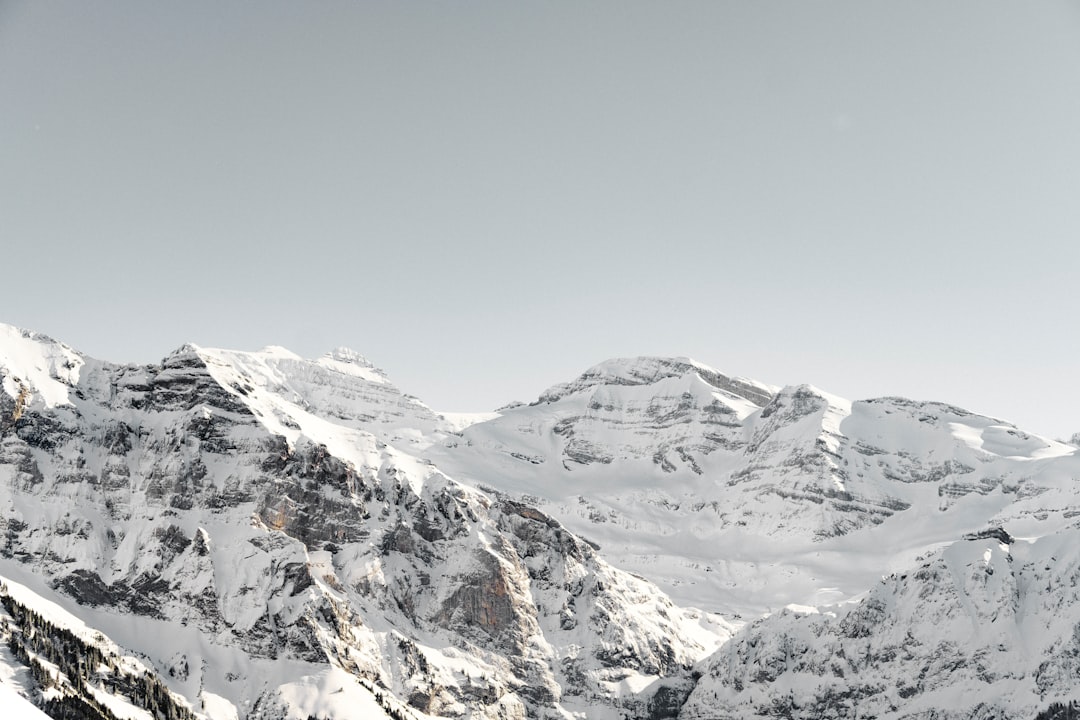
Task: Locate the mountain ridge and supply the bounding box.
[0,323,732,720]
[0,321,1077,719]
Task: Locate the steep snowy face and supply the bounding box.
[0,574,279,720]
[0,326,729,720]
[537,357,774,408]
[447,356,770,478]
[3,324,1079,720]
[194,344,452,447]
[440,361,1076,617]
[680,525,1080,720]
[0,325,83,413]
[724,388,1070,539]
[530,357,772,470]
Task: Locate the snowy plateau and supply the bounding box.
[0,321,1078,720]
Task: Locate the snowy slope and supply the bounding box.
[0,574,210,720]
[0,324,729,720]
[2,322,1080,720]
[194,344,453,446]
[0,659,52,720]
[439,361,1078,619]
[681,524,1080,719]
[0,573,397,720]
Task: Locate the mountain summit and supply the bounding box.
[0,322,1077,719]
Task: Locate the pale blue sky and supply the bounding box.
[2,2,1079,438]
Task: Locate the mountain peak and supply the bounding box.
[255,344,304,360]
[4,323,1080,720]
[324,346,375,368]
[0,322,84,408]
[537,355,775,407]
[166,342,201,357]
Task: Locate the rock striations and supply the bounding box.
[0,326,726,720]
[0,322,1078,719]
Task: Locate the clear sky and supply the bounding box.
[2,1,1079,438]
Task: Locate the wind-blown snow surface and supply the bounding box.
[1,323,1079,719]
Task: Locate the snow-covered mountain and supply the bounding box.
[680,526,1080,719]
[0,325,728,720]
[1,322,1078,719]
[436,357,1077,620]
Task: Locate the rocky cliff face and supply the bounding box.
[1,323,1079,720]
[681,525,1080,719]
[0,326,728,720]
